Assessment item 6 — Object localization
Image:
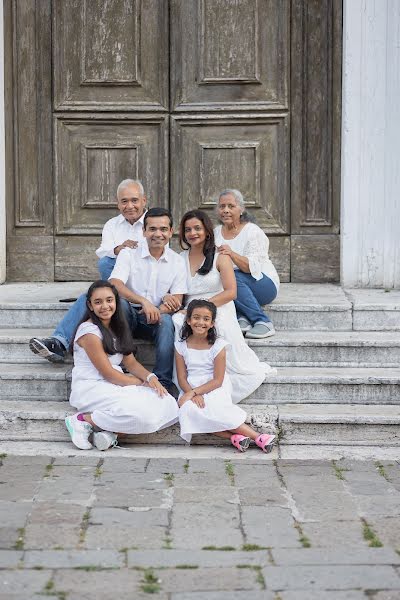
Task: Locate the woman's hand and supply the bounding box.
[191,394,205,409]
[147,377,168,397]
[217,244,234,258]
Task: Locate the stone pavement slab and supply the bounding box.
[23,549,125,569]
[271,547,400,565]
[127,549,270,568]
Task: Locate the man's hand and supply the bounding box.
[140,300,161,324]
[160,294,182,312]
[114,239,138,255]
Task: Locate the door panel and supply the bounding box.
[171,0,289,111]
[53,0,168,111]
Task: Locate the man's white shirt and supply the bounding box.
[95,213,146,259]
[109,240,188,307]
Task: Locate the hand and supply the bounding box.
[191,394,205,409]
[161,294,182,312]
[115,239,138,254]
[178,390,195,407]
[147,377,168,397]
[217,244,233,258]
[140,301,161,324]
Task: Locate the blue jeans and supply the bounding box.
[98,256,116,280]
[234,270,278,325]
[121,301,175,389]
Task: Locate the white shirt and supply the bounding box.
[95,213,146,259]
[214,223,280,291]
[109,240,188,307]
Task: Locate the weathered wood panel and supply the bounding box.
[269,236,290,283]
[5,0,54,281]
[53,0,168,111]
[54,114,168,235]
[171,114,289,235]
[291,235,340,283]
[291,0,342,234]
[55,237,99,281]
[171,0,289,111]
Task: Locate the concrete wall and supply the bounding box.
[341,0,400,288]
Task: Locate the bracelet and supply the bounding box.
[146,373,158,383]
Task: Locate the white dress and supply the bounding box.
[172,251,276,403]
[175,338,246,443]
[69,322,179,434]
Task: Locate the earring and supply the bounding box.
[206,234,210,239]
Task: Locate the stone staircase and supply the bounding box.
[0,282,399,448]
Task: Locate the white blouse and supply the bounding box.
[214,223,280,291]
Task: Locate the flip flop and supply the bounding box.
[255,433,276,453]
[230,434,251,452]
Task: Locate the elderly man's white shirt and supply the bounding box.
[109,240,187,307]
[95,213,146,259]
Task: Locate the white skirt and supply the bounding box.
[70,379,179,434]
[179,382,246,443]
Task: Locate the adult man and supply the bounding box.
[30,207,186,395]
[96,178,147,279]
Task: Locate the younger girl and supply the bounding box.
[65,280,179,451]
[175,299,275,452]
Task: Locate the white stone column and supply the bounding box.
[0,1,6,284]
[341,0,400,288]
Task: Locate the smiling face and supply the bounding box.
[88,287,117,325]
[143,216,173,251]
[183,217,207,248]
[117,183,147,224]
[217,193,242,227]
[187,306,215,337]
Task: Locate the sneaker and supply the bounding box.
[29,337,67,363]
[246,322,275,339]
[65,414,93,450]
[238,316,251,334]
[93,431,118,451]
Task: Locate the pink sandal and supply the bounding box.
[231,434,251,452]
[255,433,276,453]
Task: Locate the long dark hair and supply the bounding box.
[179,209,215,275]
[180,299,218,345]
[71,280,135,356]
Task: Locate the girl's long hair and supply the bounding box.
[71,280,135,356]
[180,299,218,345]
[179,209,216,275]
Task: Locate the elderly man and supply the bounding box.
[29,179,145,358]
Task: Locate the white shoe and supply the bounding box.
[238,316,251,333]
[93,431,118,451]
[65,414,93,450]
[246,321,276,339]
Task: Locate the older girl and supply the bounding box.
[65,280,179,451]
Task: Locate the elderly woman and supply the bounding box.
[214,189,279,338]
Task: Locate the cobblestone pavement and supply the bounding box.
[1,453,400,599]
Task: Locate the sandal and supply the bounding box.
[230,434,251,452]
[255,433,276,453]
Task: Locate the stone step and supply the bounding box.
[1,363,399,405]
[346,288,400,331]
[0,282,353,331]
[0,400,278,444]
[3,329,400,367]
[278,403,400,446]
[1,400,399,447]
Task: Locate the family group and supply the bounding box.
[29,180,280,453]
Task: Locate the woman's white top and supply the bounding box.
[214,222,280,291]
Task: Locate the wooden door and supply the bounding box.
[5,0,342,283]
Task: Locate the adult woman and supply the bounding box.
[214,189,279,338]
[172,210,275,404]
